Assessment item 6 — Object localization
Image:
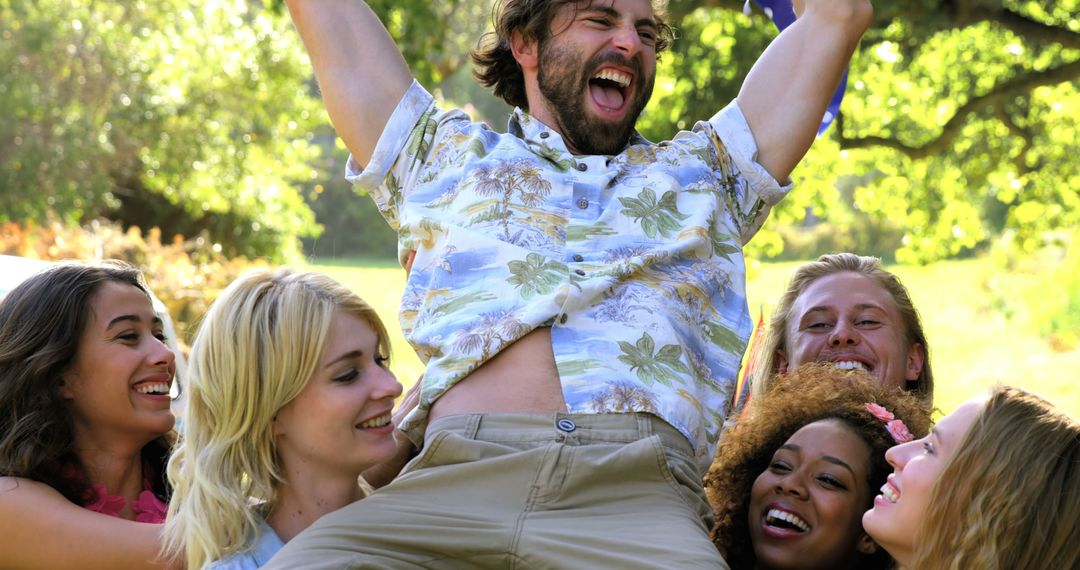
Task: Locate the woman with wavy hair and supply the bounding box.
[707,364,932,570]
[0,261,176,569]
[163,268,402,569]
[864,385,1080,569]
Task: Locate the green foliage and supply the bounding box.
[507,253,564,298]
[5,0,1076,263]
[0,219,266,342]
[983,230,1080,351]
[367,0,493,88]
[618,188,690,238]
[0,0,324,261]
[647,1,1079,264]
[301,145,397,260]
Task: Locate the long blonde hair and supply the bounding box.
[750,253,933,403]
[162,269,389,569]
[912,386,1079,569]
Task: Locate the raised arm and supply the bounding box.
[0,477,173,570]
[736,0,873,182]
[285,0,414,165]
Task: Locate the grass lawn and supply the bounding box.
[310,256,1080,418]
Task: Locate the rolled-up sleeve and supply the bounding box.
[345,81,437,228]
[708,99,792,208]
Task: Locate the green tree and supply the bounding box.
[649,0,1079,263]
[0,0,324,261]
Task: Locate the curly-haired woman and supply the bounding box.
[707,364,932,570]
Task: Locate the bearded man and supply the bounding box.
[267,1,874,568]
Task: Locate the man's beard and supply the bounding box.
[536,41,654,156]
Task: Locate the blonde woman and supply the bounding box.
[863,385,1080,569]
[163,269,403,569]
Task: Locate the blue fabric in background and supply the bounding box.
[748,0,848,135]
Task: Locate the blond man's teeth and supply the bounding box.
[766,509,809,532]
[594,69,631,87]
[833,360,867,371]
[358,414,391,429]
[880,483,899,503]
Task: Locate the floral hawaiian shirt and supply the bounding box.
[350,81,790,468]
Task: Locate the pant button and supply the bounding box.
[556,418,577,432]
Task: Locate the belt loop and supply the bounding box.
[464,414,483,440]
[637,413,652,439]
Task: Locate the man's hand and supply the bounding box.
[361,376,423,488]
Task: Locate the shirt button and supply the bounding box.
[575,269,586,276]
[576,163,588,172]
[540,132,550,139]
[572,254,584,262]
[559,314,568,324]
[576,198,589,210]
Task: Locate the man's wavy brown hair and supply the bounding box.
[706,364,933,570]
[472,0,674,110]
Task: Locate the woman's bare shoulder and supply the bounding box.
[0,475,67,502]
[0,476,170,569]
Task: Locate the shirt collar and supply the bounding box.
[508,107,651,159]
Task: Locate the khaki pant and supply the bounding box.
[263,413,729,569]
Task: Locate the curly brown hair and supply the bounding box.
[472,0,675,110]
[706,363,933,570]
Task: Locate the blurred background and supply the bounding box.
[1,0,1077,416]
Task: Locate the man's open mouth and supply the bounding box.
[588,68,632,113]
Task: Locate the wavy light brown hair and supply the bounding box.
[750,253,933,404]
[911,385,1080,569]
[0,261,171,505]
[707,364,932,570]
[472,0,674,110]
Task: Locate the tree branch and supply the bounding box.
[969,6,1080,50]
[837,59,1080,159]
[994,98,1038,176]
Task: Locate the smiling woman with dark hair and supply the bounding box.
[0,261,177,569]
[707,364,932,570]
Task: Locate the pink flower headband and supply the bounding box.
[865,403,914,443]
